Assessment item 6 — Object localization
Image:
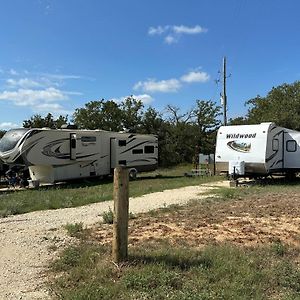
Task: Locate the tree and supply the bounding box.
[73,96,144,132]
[120,96,144,132]
[23,113,68,129]
[55,115,69,129]
[193,99,221,154]
[141,107,177,166]
[245,81,300,130]
[164,105,197,164]
[228,116,249,125]
[141,107,163,135]
[73,100,123,131]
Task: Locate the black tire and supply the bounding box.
[129,169,137,180]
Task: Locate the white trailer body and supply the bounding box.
[215,122,300,177]
[0,128,158,183]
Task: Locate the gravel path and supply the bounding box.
[0,181,227,299]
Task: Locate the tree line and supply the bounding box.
[20,97,221,167]
[1,80,300,166]
[229,81,300,130]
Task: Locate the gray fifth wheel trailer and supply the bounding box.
[0,128,158,183]
[215,122,300,178]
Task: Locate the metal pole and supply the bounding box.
[223,56,227,126]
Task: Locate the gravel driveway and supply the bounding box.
[0,181,227,299]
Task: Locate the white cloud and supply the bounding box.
[0,87,67,106]
[148,24,207,44]
[0,69,84,116]
[134,79,181,93]
[0,122,19,130]
[173,25,208,34]
[111,94,154,105]
[42,73,82,80]
[9,68,18,76]
[63,91,83,96]
[34,103,71,114]
[180,71,210,83]
[6,78,42,88]
[164,35,178,44]
[0,88,71,115]
[132,94,154,104]
[148,26,168,35]
[134,68,210,94]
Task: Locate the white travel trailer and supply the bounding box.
[215,122,300,177]
[0,127,158,183]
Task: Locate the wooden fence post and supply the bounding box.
[112,166,129,263]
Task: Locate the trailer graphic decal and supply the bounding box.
[266,151,278,162]
[42,139,99,160]
[269,159,283,168]
[227,141,251,153]
[120,141,149,154]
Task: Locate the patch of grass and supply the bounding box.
[64,222,84,238]
[212,186,254,200]
[50,240,300,300]
[271,239,287,257]
[101,208,136,224]
[148,203,182,218]
[205,184,281,206]
[0,164,220,217]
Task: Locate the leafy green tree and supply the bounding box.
[55,115,69,129]
[165,105,197,164]
[73,99,123,131]
[245,81,300,130]
[141,106,163,134]
[120,96,144,132]
[141,107,178,166]
[193,99,221,154]
[23,113,68,129]
[228,116,249,125]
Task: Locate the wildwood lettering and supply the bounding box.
[226,133,256,139]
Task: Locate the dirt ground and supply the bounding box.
[2,181,300,299]
[92,190,300,248]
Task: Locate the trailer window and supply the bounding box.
[119,140,126,146]
[132,149,143,154]
[81,136,96,143]
[286,140,297,152]
[272,139,279,151]
[0,129,30,152]
[144,145,154,154]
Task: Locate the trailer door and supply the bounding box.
[269,130,284,171]
[70,133,77,160]
[283,132,300,170]
[110,137,127,171]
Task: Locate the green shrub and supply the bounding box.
[64,222,84,238]
[102,207,114,224]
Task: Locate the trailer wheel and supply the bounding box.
[129,168,137,180]
[285,172,296,181]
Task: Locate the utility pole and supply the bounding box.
[222,56,227,126]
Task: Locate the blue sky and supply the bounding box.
[0,0,299,129]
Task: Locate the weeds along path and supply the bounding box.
[0,181,226,300]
